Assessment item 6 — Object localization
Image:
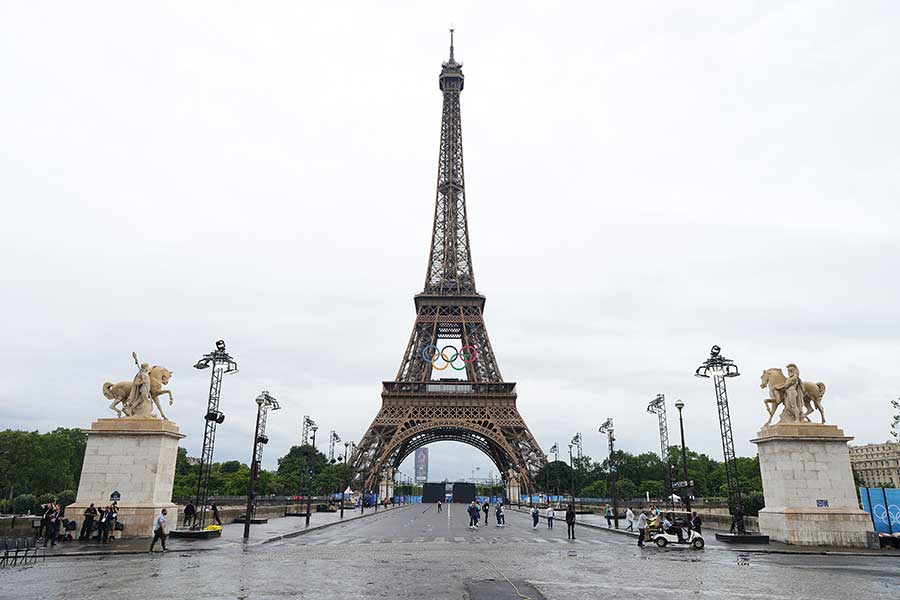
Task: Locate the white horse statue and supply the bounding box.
[760,367,826,426]
[103,365,174,420]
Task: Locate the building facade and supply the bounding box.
[849,441,900,487]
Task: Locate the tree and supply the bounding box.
[579,479,608,498]
[615,478,637,500]
[535,461,574,496]
[638,480,666,500]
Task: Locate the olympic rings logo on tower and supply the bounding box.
[422,344,478,371]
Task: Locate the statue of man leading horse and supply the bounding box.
[102,352,174,420]
[760,363,825,426]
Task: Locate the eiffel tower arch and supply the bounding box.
[352,32,546,499]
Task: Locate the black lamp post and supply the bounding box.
[599,418,618,529]
[674,399,692,518]
[568,443,575,505]
[695,345,746,535]
[244,391,280,540]
[192,339,238,530]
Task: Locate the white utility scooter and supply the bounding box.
[649,527,705,549]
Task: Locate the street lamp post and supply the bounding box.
[244,391,280,540]
[674,399,692,519]
[599,418,618,529]
[695,345,745,535]
[192,339,238,530]
[310,426,318,449]
[568,443,575,505]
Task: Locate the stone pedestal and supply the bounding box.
[752,423,870,547]
[507,478,521,504]
[68,418,183,538]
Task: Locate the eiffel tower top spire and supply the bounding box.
[425,30,474,296]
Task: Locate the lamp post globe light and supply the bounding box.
[243,391,281,540]
[598,418,619,529]
[192,339,238,532]
[674,399,692,518]
[695,345,763,541]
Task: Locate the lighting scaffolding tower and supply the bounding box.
[570,433,583,460]
[646,394,673,505]
[695,345,745,534]
[244,391,281,539]
[328,430,341,463]
[192,340,238,530]
[598,418,619,529]
[301,415,316,446]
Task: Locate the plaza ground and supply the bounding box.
[2,505,898,599]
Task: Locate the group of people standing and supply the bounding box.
[467,500,504,528]
[78,502,119,542]
[36,503,64,547]
[531,504,577,539]
[181,501,222,528]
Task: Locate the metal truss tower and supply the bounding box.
[301,415,316,446]
[352,31,546,496]
[696,345,745,533]
[646,394,673,502]
[192,340,238,529]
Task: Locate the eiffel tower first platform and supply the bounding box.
[351,32,546,499]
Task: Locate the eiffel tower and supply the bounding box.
[352,32,546,499]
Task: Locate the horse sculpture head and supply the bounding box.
[151,366,173,385]
[760,368,784,388]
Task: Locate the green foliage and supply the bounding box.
[37,493,56,506]
[615,478,637,500]
[57,489,76,509]
[536,460,575,494]
[0,428,87,500]
[638,479,666,499]
[579,479,608,498]
[12,493,39,515]
[0,499,9,514]
[742,492,765,516]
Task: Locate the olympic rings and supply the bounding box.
[422,344,478,371]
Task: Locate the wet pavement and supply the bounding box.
[2,504,898,599]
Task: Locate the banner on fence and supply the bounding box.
[859,487,900,534]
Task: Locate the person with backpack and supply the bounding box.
[530,505,540,529]
[481,501,490,523]
[467,501,479,529]
[604,504,613,527]
[546,506,555,529]
[495,502,505,527]
[565,504,577,540]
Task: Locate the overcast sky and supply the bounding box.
[2,2,899,482]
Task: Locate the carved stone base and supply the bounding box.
[68,417,183,538]
[752,423,869,547]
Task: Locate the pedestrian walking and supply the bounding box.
[637,509,648,547]
[183,501,196,528]
[565,504,576,540]
[211,503,222,526]
[691,511,702,535]
[482,501,489,522]
[43,503,61,547]
[604,504,613,527]
[149,509,168,552]
[468,501,479,529]
[546,506,555,529]
[530,505,540,529]
[80,503,97,540]
[437,500,442,513]
[495,503,504,527]
[625,507,635,531]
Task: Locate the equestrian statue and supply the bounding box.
[102,352,174,420]
[760,363,825,426]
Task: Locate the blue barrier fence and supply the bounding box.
[859,487,900,534]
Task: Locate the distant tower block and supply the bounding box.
[415,447,429,484]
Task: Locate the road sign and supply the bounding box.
[672,480,694,489]
[110,490,121,502]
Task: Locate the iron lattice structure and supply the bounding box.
[192,340,238,529]
[646,394,673,500]
[696,345,746,533]
[301,415,315,446]
[352,33,546,496]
